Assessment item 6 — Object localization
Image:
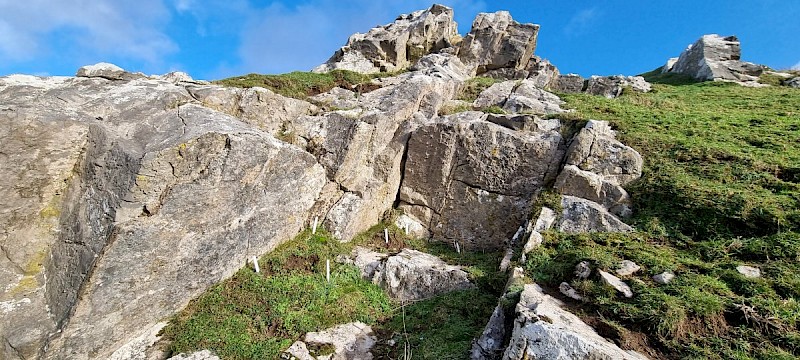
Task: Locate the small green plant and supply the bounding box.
[458,76,500,102]
[482,105,506,114]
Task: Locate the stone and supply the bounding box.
[308,87,359,110]
[661,57,679,73]
[551,74,586,93]
[76,62,143,81]
[350,247,387,279]
[458,11,540,76]
[616,260,641,276]
[784,76,800,88]
[314,4,459,74]
[554,164,632,217]
[533,207,558,232]
[410,53,472,81]
[599,270,634,298]
[525,55,560,88]
[470,267,527,359]
[503,284,648,360]
[473,80,516,109]
[564,120,643,186]
[394,213,430,239]
[167,350,221,360]
[285,322,376,360]
[559,282,583,301]
[398,112,565,249]
[736,265,761,279]
[574,261,591,279]
[585,75,651,98]
[370,249,473,301]
[502,79,564,114]
[652,271,675,285]
[557,196,634,233]
[668,34,765,84]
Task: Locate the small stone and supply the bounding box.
[387,339,396,347]
[615,260,641,277]
[574,261,591,279]
[736,265,761,279]
[599,270,633,298]
[652,271,675,285]
[559,282,583,301]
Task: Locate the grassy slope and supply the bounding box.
[526,77,800,359]
[214,70,395,99]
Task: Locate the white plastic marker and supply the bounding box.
[252,256,260,273]
[454,241,461,254]
[312,217,319,234]
[326,259,331,283]
[384,228,389,245]
[404,223,409,235]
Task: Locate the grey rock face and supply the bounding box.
[557,196,634,233]
[559,282,583,301]
[285,322,376,360]
[551,74,586,93]
[410,53,472,81]
[314,4,459,74]
[458,11,539,76]
[565,120,643,186]
[503,284,648,360]
[0,69,327,359]
[525,55,560,88]
[668,34,765,84]
[585,75,651,98]
[473,79,564,114]
[399,112,565,249]
[575,261,592,279]
[76,62,145,81]
[554,164,632,217]
[785,76,800,88]
[616,260,642,276]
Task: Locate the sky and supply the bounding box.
[1,0,799,80]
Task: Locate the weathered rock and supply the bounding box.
[350,247,387,279]
[521,206,557,258]
[314,4,459,74]
[652,271,675,285]
[668,34,765,84]
[503,284,648,360]
[0,71,328,359]
[410,53,472,81]
[370,249,473,301]
[616,260,641,276]
[394,213,430,239]
[525,55,560,88]
[559,282,583,301]
[167,350,221,360]
[285,322,376,360]
[557,196,634,233]
[585,75,651,98]
[565,120,643,186]
[554,164,632,217]
[502,80,564,114]
[76,62,145,81]
[784,76,800,88]
[108,322,168,360]
[308,87,359,110]
[399,112,565,249]
[736,265,761,279]
[458,11,539,76]
[661,57,679,73]
[599,270,634,298]
[471,267,526,360]
[550,74,586,93]
[575,261,592,279]
[473,80,517,109]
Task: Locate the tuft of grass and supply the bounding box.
[214,70,394,100]
[458,76,500,102]
[482,105,506,114]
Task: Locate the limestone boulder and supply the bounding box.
[585,75,651,98]
[474,79,564,114]
[599,270,634,298]
[503,284,648,360]
[285,322,376,360]
[554,164,632,217]
[167,350,221,360]
[410,53,472,81]
[565,120,643,186]
[551,74,586,93]
[668,34,765,84]
[398,112,565,249]
[458,11,539,76]
[314,4,459,74]
[525,55,560,88]
[76,62,145,81]
[556,196,634,233]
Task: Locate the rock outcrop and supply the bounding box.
[664,34,765,85]
[284,322,376,360]
[457,11,539,76]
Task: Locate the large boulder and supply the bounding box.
[398,112,565,250]
[503,284,648,360]
[557,196,634,233]
[473,79,564,114]
[554,164,632,217]
[785,76,800,88]
[284,322,377,360]
[313,4,459,74]
[551,74,586,93]
[0,68,327,359]
[585,75,651,98]
[458,11,539,76]
[564,120,643,186]
[667,34,765,84]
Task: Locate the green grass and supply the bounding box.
[214,70,395,100]
[527,80,800,359]
[458,76,500,102]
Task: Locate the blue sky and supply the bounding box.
[1,0,799,79]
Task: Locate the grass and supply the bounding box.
[458,76,500,102]
[527,80,800,359]
[162,223,504,359]
[214,70,395,100]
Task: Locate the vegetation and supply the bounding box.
[457,76,500,102]
[214,70,394,99]
[527,79,800,359]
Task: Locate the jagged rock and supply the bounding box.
[521,206,558,257]
[285,322,376,360]
[308,87,359,110]
[186,85,318,135]
[668,34,765,84]
[551,74,586,93]
[394,213,430,238]
[599,270,634,298]
[473,80,517,108]
[616,260,641,276]
[736,265,761,279]
[108,322,168,360]
[410,53,472,81]
[585,75,651,98]
[554,164,632,217]
[525,55,560,88]
[168,350,221,360]
[785,76,800,88]
[559,282,583,301]
[502,80,564,114]
[575,261,592,279]
[399,111,565,249]
[156,71,207,85]
[471,267,526,360]
[503,284,648,360]
[653,271,675,285]
[355,249,473,301]
[458,11,539,76]
[0,70,327,359]
[314,4,459,74]
[557,196,634,233]
[565,120,643,186]
[661,57,679,73]
[76,62,145,81]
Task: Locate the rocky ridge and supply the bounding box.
[0,4,670,360]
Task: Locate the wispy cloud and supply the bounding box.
[564,8,600,37]
[0,0,176,65]
[792,61,800,70]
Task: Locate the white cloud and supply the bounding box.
[235,0,486,74]
[564,8,600,36]
[792,61,800,71]
[0,0,176,65]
